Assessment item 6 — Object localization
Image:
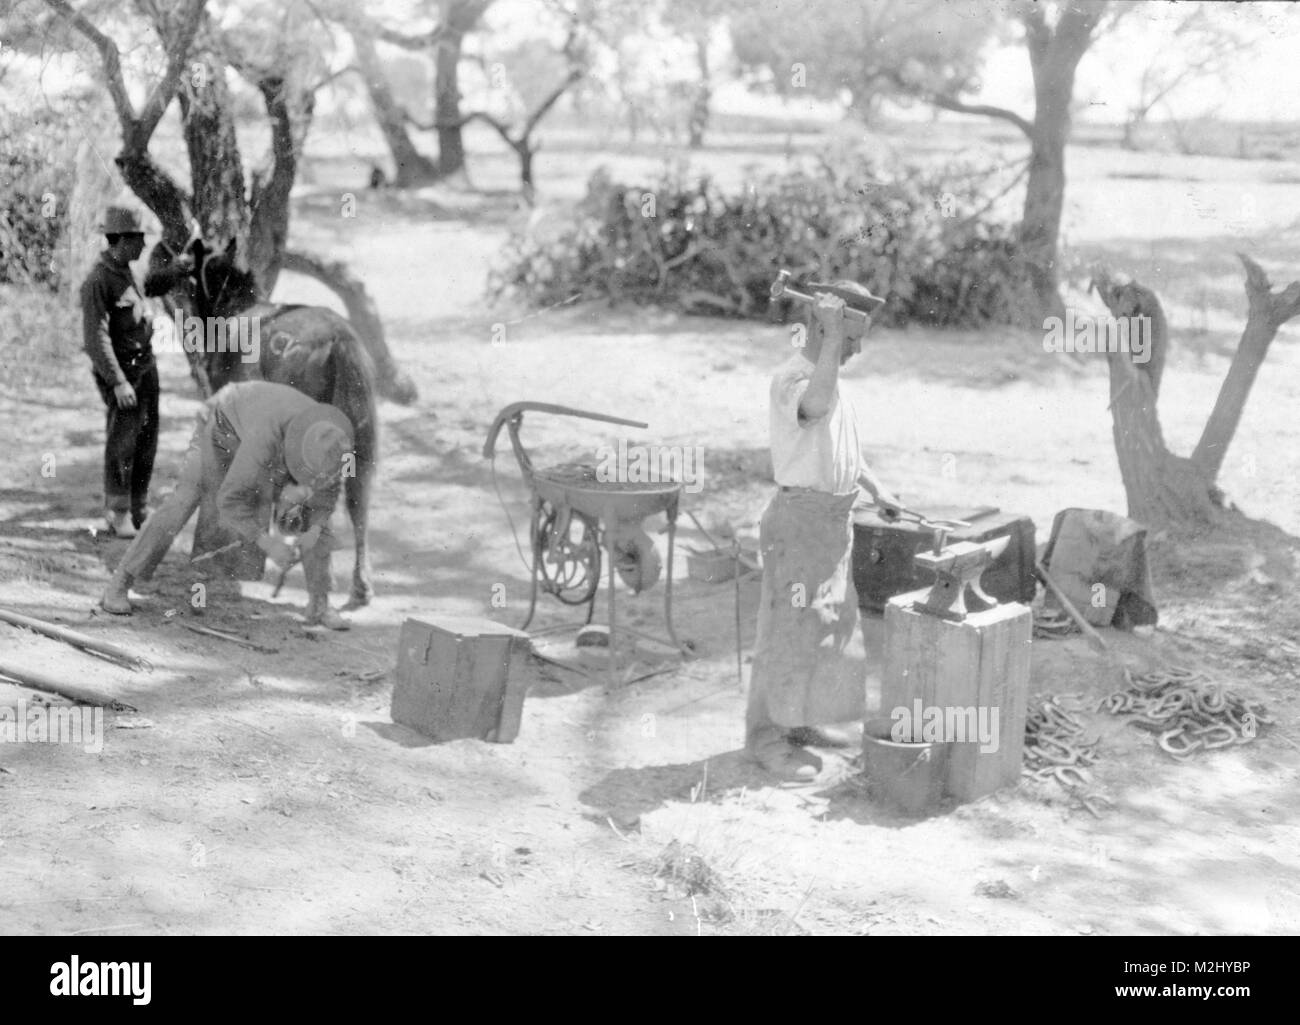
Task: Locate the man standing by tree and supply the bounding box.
[80,204,165,538]
[747,281,904,781]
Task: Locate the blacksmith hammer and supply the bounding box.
[910,535,1010,621]
[769,269,876,324]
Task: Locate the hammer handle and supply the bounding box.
[772,283,874,324]
[1035,560,1109,653]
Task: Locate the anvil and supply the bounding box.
[910,536,1010,621]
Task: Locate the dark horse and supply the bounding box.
[158,237,378,607]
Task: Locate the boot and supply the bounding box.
[304,598,350,631]
[100,570,134,615]
[105,510,136,539]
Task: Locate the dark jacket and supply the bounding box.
[79,254,154,386]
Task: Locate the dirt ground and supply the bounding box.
[2,123,1300,935]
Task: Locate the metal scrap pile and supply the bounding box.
[1101,665,1271,759]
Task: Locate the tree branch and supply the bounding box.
[521,67,582,139]
[927,92,1034,138]
[310,63,360,94]
[372,22,446,50]
[42,0,136,127]
[137,0,207,139]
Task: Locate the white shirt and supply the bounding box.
[769,353,864,494]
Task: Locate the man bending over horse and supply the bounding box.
[100,381,355,630]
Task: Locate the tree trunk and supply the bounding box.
[688,32,710,150]
[1191,256,1300,478]
[280,249,418,406]
[434,30,466,177]
[1020,17,1093,325]
[517,143,534,201]
[177,54,249,250]
[1106,339,1219,528]
[352,29,439,188]
[1094,257,1300,530]
[247,76,310,292]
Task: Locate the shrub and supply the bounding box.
[0,103,81,292]
[488,154,1032,328]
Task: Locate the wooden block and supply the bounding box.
[882,590,1032,802]
[391,616,530,743]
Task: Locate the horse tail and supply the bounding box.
[329,324,380,506]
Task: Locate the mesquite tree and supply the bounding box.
[733,0,1121,324]
[1092,258,1300,530]
[41,0,416,403]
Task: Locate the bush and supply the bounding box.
[0,104,80,292]
[488,154,1032,328]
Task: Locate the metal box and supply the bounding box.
[852,506,1037,615]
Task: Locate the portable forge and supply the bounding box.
[484,402,690,681]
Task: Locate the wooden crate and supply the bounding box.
[881,591,1032,802]
[391,616,530,743]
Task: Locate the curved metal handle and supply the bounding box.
[482,401,649,459]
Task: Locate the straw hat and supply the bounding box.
[284,403,354,489]
[803,278,886,312]
[99,205,146,235]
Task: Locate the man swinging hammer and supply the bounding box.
[100,381,355,630]
[747,278,904,781]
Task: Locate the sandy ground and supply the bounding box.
[2,125,1299,935]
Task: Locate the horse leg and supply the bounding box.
[342,463,374,608]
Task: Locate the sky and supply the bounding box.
[10,0,1298,127]
[481,0,1300,126]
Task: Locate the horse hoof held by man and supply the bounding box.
[101,380,356,631]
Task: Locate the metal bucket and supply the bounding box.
[861,716,949,815]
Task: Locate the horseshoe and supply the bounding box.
[1193,724,1238,751]
[1051,765,1092,788]
[1158,727,1201,759]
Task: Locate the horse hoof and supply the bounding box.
[345,587,373,610]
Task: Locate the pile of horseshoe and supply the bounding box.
[1021,665,1273,818]
[1023,694,1112,817]
[1101,664,1272,759]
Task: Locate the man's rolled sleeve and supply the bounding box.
[80,276,125,386]
[775,370,834,429]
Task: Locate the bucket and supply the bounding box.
[861,716,949,815]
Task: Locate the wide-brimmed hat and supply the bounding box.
[99,205,146,235]
[284,403,354,488]
[804,278,886,312]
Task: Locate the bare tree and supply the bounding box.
[349,21,440,187]
[1118,5,1258,150]
[415,6,586,203]
[1092,258,1300,529]
[909,0,1121,324]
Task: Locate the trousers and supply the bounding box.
[113,408,333,603]
[93,360,159,516]
[746,487,866,738]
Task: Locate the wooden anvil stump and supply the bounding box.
[881,593,1032,802]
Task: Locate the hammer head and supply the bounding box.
[770,269,792,300]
